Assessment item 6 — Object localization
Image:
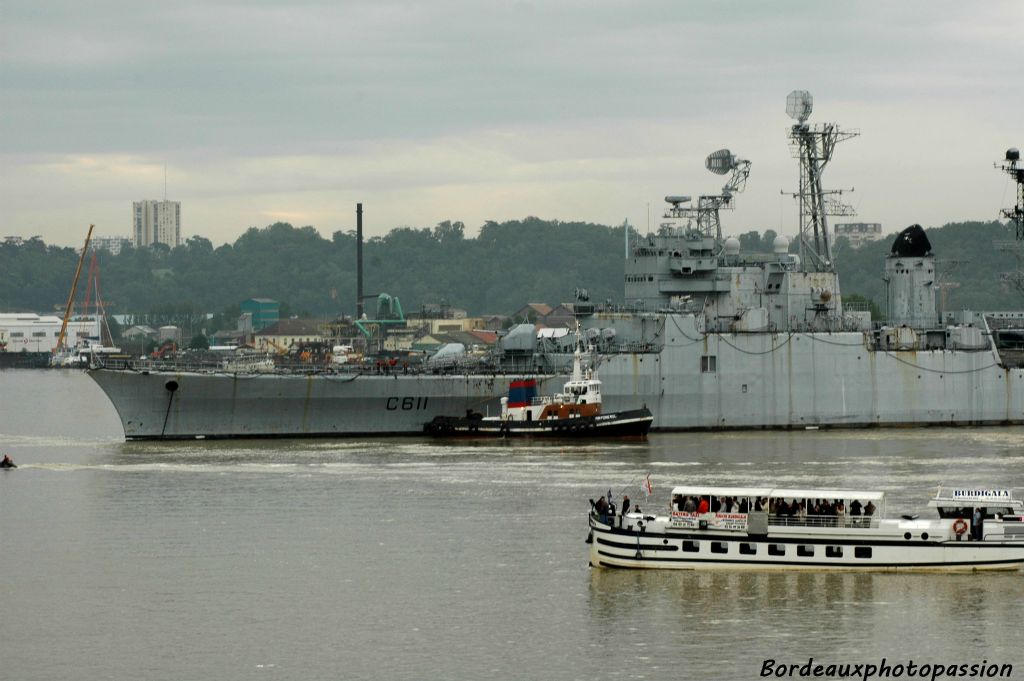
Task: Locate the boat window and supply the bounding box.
[739,543,757,555]
[825,546,843,558]
[797,545,814,557]
[854,547,872,559]
[711,542,729,554]
[701,355,717,373]
[682,540,700,553]
[768,544,785,556]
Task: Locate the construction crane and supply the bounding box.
[264,338,290,355]
[56,224,94,354]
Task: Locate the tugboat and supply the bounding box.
[424,328,653,438]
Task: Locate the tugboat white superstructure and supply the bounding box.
[588,486,1024,571]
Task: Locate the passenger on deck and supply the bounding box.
[972,507,984,541]
[622,495,631,516]
[595,496,610,523]
[823,500,836,526]
[683,496,696,513]
[697,497,710,514]
[738,498,749,513]
[864,501,876,520]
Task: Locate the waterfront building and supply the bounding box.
[91,235,132,255]
[255,319,326,353]
[240,299,280,332]
[0,313,100,353]
[835,222,883,249]
[133,200,181,248]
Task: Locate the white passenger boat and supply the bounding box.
[587,486,1024,571]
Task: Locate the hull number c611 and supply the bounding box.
[386,397,429,411]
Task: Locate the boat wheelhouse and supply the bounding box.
[588,485,1024,571]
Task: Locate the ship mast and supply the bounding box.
[663,148,751,243]
[783,91,858,273]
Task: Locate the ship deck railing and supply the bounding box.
[92,357,370,375]
[768,515,879,529]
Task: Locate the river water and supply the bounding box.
[1,369,1022,680]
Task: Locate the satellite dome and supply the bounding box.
[773,235,790,254]
[1008,148,1021,162]
[724,237,740,256]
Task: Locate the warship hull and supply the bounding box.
[88,315,1024,440]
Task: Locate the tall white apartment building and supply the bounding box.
[133,200,181,248]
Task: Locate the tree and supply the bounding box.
[4,218,1017,320]
[188,333,210,350]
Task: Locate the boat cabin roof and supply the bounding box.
[669,486,885,502]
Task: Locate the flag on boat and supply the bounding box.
[642,474,653,498]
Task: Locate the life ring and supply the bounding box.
[952,518,968,536]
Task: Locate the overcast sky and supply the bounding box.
[1,0,1021,247]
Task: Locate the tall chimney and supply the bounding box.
[356,203,364,319]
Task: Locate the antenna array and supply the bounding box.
[783,90,859,273]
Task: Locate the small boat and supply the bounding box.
[0,455,16,469]
[424,328,653,437]
[588,485,1024,571]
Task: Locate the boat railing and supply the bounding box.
[768,515,879,529]
[92,356,369,375]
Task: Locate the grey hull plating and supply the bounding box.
[88,315,1024,440]
[89,370,568,439]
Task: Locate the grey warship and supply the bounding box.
[88,91,1024,439]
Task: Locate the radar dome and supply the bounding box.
[1008,148,1021,162]
[773,235,790,254]
[724,237,740,256]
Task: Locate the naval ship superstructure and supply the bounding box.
[88,92,1024,439]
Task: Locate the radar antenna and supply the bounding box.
[782,90,859,273]
[664,148,751,242]
[995,148,1024,291]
